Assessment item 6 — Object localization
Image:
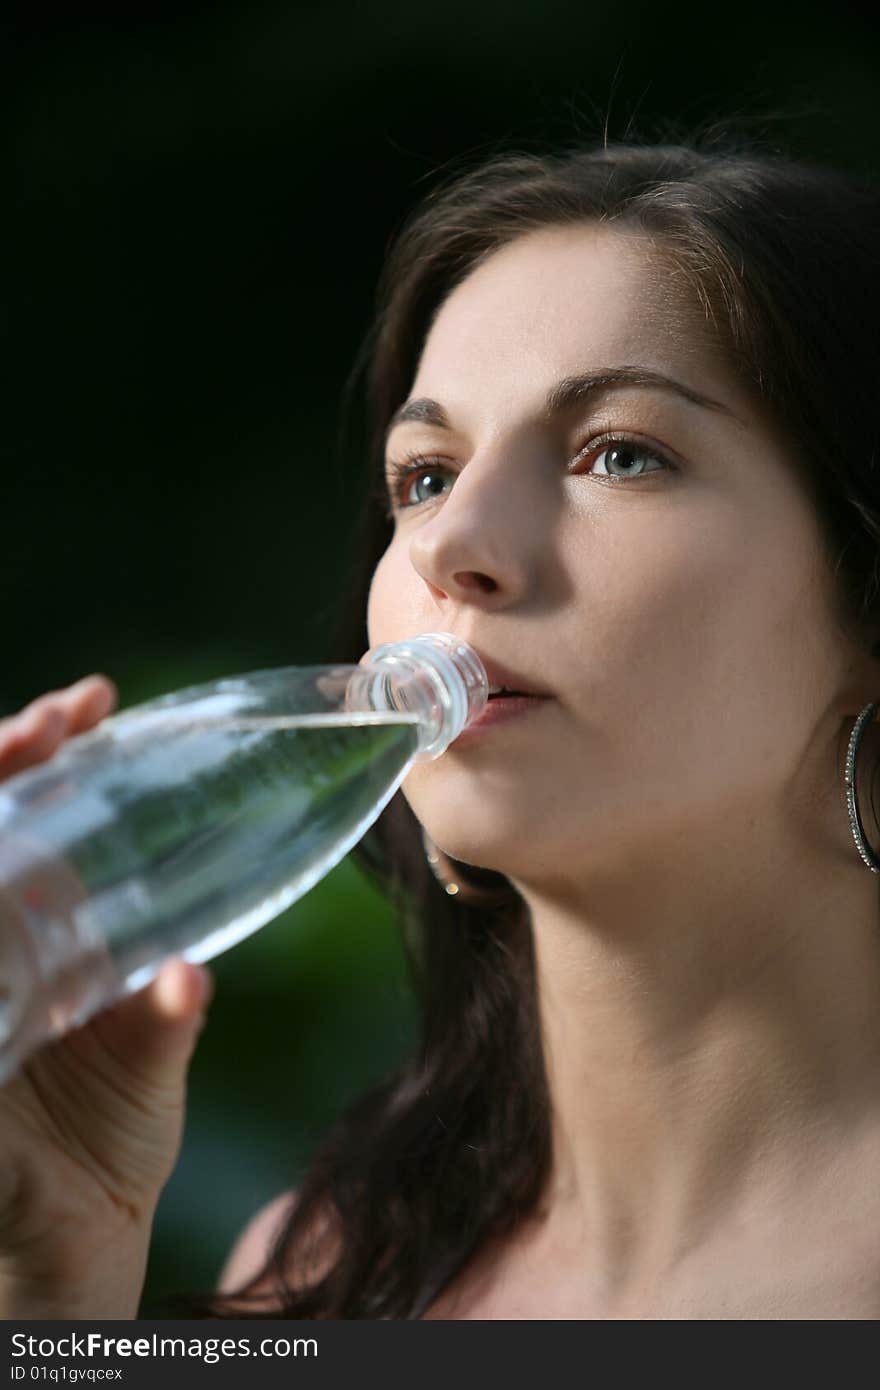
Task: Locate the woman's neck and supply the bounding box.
[511,804,880,1307]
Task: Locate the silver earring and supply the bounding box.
[421,827,514,906]
[422,827,462,897]
[845,701,880,872]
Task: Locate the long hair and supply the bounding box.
[170,122,880,1318]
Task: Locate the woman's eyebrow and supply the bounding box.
[385,365,744,446]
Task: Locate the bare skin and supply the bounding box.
[362,222,880,1318]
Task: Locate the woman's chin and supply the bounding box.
[420,828,531,880]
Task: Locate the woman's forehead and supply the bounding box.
[411,225,745,427]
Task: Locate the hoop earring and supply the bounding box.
[421,827,514,906]
[846,701,880,873]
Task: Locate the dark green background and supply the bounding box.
[2,0,877,1311]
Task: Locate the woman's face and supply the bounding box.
[366,223,863,891]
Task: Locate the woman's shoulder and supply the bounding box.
[217,1189,300,1295]
[217,1187,341,1300]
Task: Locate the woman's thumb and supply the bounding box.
[91,957,214,1093]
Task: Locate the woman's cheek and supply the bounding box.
[366,551,396,649]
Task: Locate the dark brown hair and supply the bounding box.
[171,122,880,1318]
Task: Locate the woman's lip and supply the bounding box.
[476,654,553,699]
[452,693,553,746]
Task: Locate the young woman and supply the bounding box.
[3,128,880,1320]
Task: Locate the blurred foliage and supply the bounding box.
[2,0,877,1311]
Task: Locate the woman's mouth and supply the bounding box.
[452,691,553,746]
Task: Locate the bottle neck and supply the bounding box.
[345,632,488,759]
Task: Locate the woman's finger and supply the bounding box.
[27,674,118,737]
[0,702,68,777]
[0,674,117,780]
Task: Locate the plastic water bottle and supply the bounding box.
[0,631,488,1082]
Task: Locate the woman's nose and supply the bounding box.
[407,448,546,607]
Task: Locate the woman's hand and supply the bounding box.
[0,676,213,1318]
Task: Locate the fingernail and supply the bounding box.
[75,674,118,707]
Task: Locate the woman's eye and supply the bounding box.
[405,466,452,506]
[384,436,673,515]
[585,440,670,480]
[384,456,453,513]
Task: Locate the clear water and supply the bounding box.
[0,712,420,1076]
